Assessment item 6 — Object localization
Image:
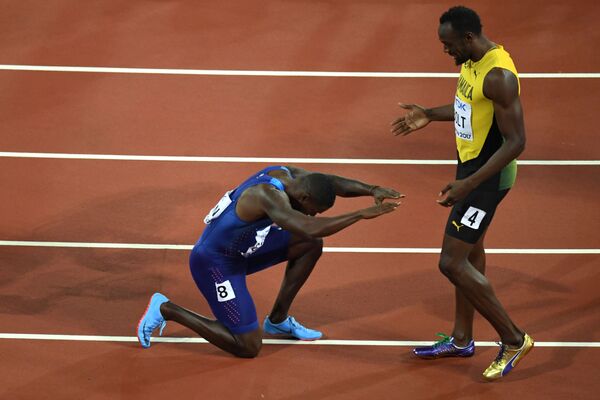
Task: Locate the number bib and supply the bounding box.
[215,280,236,302]
[460,206,486,230]
[454,96,473,141]
[204,190,233,224]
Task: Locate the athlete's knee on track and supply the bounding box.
[234,343,261,358]
[233,330,263,358]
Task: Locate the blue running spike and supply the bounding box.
[263,316,322,341]
[413,333,475,359]
[137,293,169,348]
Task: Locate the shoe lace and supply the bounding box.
[493,342,508,364]
[288,317,307,332]
[433,333,453,347]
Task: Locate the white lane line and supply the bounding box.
[1,240,598,254]
[0,65,599,79]
[0,241,193,250]
[325,247,600,255]
[0,152,598,166]
[0,333,598,347]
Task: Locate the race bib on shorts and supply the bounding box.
[454,96,473,141]
[460,206,486,230]
[204,190,233,224]
[215,280,236,302]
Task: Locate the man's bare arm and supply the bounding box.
[286,165,403,203]
[424,104,455,121]
[391,103,454,136]
[258,186,399,239]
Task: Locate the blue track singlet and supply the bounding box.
[196,165,292,258]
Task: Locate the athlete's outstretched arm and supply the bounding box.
[437,68,526,207]
[286,165,403,204]
[391,103,454,136]
[259,186,399,239]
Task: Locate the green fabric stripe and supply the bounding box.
[499,159,517,189]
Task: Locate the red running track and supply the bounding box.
[0,1,599,399]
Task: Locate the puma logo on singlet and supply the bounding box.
[452,221,464,232]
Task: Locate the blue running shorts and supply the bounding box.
[189,227,291,334]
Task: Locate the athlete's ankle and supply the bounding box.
[451,333,473,347]
[159,301,173,320]
[453,339,472,348]
[501,332,524,348]
[267,314,287,324]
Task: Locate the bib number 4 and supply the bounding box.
[460,206,486,230]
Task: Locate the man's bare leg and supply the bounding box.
[268,236,323,323]
[160,302,262,358]
[451,231,486,346]
[439,234,523,346]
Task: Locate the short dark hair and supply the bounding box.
[303,173,336,209]
[440,6,482,36]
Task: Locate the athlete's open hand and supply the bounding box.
[391,103,431,136]
[372,186,404,205]
[361,201,401,219]
[437,179,475,207]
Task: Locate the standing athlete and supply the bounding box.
[391,6,533,380]
[137,165,401,358]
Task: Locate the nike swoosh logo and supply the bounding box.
[269,325,291,334]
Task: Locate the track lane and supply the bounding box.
[1,339,597,400]
[1,247,598,343]
[1,73,598,160]
[1,249,598,399]
[1,0,598,72]
[1,159,598,248]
